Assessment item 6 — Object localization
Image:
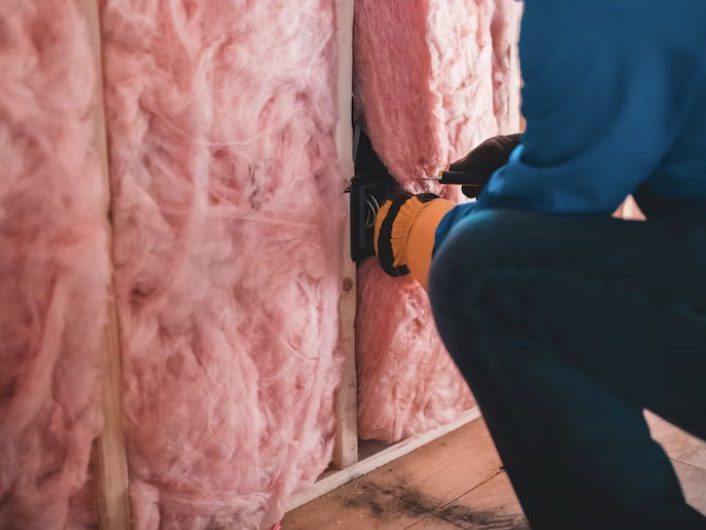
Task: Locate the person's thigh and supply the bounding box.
[430,210,706,439]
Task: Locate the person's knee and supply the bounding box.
[428,208,550,345]
[428,211,518,372]
[429,210,517,303]
[428,211,505,343]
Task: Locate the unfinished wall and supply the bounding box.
[1,0,522,526]
[0,2,109,528]
[354,0,522,442]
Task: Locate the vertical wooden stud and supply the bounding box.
[332,0,359,470]
[80,1,131,528]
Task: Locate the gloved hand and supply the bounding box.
[448,133,522,198]
[374,192,438,277]
[372,133,521,287]
[373,192,455,288]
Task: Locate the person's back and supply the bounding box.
[615,1,706,216]
[448,1,706,221]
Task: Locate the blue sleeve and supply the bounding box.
[435,0,701,251]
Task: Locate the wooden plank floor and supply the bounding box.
[647,412,706,514]
[284,415,706,529]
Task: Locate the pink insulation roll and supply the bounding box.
[354,0,522,442]
[356,262,475,441]
[0,1,109,529]
[100,1,345,528]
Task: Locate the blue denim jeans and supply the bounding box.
[429,210,706,530]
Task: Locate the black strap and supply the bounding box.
[377,194,411,276]
[377,193,438,277]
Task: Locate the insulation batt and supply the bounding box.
[0,1,109,529]
[354,0,522,442]
[100,1,344,528]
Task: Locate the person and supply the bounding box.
[373,1,706,528]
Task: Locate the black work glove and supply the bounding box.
[448,133,522,198]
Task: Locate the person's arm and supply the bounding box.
[374,135,519,290]
[435,0,699,250]
[377,0,700,289]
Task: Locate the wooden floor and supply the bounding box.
[283,414,706,529]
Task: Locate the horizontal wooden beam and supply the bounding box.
[288,407,482,511]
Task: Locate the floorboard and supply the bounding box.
[673,461,706,515]
[649,413,706,470]
[437,472,527,530]
[364,420,502,511]
[284,479,432,530]
[284,416,706,529]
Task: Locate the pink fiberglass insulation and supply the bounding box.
[0,2,109,529]
[101,1,344,528]
[354,0,522,442]
[356,261,475,441]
